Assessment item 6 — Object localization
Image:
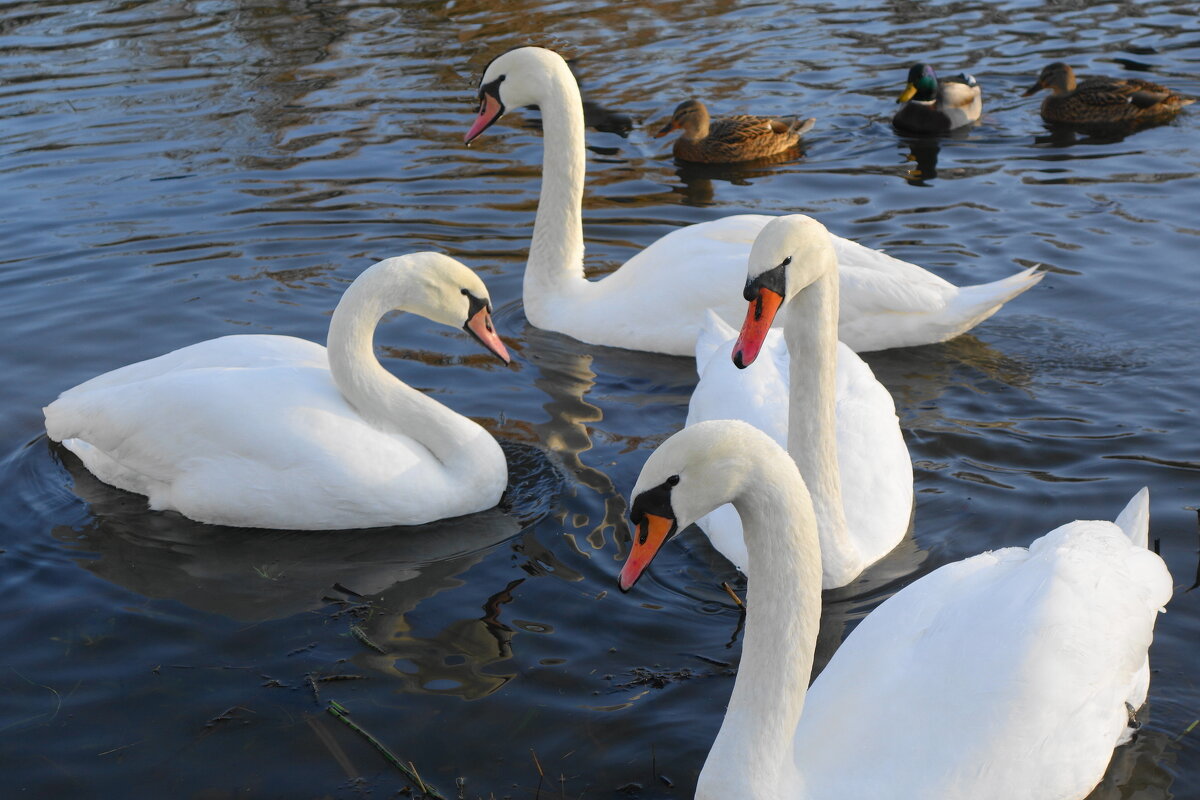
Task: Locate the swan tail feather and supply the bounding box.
[1114,487,1151,548]
[950,265,1044,317]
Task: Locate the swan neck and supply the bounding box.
[698,460,822,799]
[525,59,588,312]
[784,269,857,586]
[325,271,480,467]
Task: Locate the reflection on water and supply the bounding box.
[44,440,561,623]
[670,148,808,205]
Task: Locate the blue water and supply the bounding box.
[2,1,1198,797]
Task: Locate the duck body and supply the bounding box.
[1024,62,1193,126]
[621,421,1171,800]
[465,47,1041,357]
[892,63,983,134]
[45,254,511,530]
[656,99,815,163]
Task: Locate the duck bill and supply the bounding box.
[731,288,784,368]
[653,119,678,139]
[465,93,505,144]
[464,307,510,364]
[619,513,677,591]
[1020,81,1042,97]
[896,83,917,103]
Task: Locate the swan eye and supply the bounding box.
[461,288,470,295]
[781,256,792,267]
[666,475,680,487]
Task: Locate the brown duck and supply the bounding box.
[655,99,815,163]
[1023,62,1193,126]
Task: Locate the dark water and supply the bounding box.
[3,1,1198,797]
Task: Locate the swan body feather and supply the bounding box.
[623,421,1171,800]
[45,253,509,530]
[466,47,1041,356]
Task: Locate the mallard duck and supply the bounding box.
[892,63,982,133]
[1023,62,1193,126]
[654,99,815,163]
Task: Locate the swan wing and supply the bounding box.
[544,215,770,356]
[795,499,1171,799]
[687,328,910,586]
[45,338,472,529]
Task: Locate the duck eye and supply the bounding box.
[666,475,680,487]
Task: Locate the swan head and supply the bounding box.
[465,46,569,143]
[381,253,510,364]
[620,420,778,591]
[732,215,835,368]
[898,63,939,103]
[1023,62,1076,97]
[654,99,710,139]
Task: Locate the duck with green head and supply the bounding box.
[1023,62,1193,128]
[892,63,982,134]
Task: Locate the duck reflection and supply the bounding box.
[1033,121,1140,148]
[44,440,560,624]
[898,135,942,184]
[670,148,807,206]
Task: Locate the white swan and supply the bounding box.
[465,46,1043,356]
[44,253,512,530]
[621,420,1171,800]
[686,215,912,588]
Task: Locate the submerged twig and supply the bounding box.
[349,625,387,654]
[326,700,444,799]
[720,581,746,610]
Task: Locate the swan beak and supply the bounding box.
[465,307,511,364]
[619,512,676,592]
[465,93,505,144]
[897,83,917,103]
[732,287,784,368]
[653,119,678,138]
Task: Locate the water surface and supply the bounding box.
[2,1,1198,797]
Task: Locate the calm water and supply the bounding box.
[2,1,1198,797]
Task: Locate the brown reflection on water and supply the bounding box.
[355,577,531,701]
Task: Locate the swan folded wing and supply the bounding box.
[688,333,788,445]
[793,519,1171,798]
[564,216,771,355]
[831,236,957,314]
[51,335,326,397]
[46,364,460,529]
[831,348,913,560]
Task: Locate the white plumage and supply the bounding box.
[466,47,1043,356]
[45,253,510,530]
[686,216,913,588]
[623,421,1172,800]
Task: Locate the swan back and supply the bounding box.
[793,494,1171,799]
